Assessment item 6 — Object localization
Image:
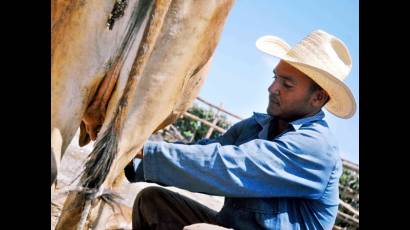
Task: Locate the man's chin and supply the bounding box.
[267,108,279,117]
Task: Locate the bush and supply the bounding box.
[173,103,232,142]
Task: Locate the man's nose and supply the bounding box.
[268,81,279,95]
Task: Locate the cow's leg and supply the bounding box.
[56,172,127,230]
[55,192,88,230]
[86,172,128,230]
[51,128,63,188]
[51,148,58,186]
[88,196,118,230]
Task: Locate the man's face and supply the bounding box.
[267,60,317,121]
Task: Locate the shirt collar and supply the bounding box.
[289,110,325,130]
[253,110,325,131]
[253,112,272,127]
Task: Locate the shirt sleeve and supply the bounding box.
[123,119,246,183]
[142,126,338,199]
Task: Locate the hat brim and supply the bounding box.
[256,35,356,119]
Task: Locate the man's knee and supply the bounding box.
[135,186,168,201]
[133,186,168,211]
[132,186,171,228]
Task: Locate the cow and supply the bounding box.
[51,0,235,229]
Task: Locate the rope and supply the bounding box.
[75,186,117,230]
[53,185,122,230]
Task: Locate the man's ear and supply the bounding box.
[312,90,329,107]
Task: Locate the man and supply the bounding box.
[124,30,356,230]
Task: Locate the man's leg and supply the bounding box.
[132,186,220,230]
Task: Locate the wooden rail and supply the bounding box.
[196,97,243,120]
[182,112,226,133]
[341,159,359,172]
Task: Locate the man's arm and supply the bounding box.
[123,117,247,183]
[142,127,339,199]
[124,157,144,183]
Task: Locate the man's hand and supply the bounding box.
[124,148,145,183]
[135,148,144,159]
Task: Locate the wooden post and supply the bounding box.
[183,112,226,133]
[169,124,187,142]
[339,199,359,217]
[205,103,223,138]
[342,159,359,172]
[337,211,359,226]
[196,97,243,120]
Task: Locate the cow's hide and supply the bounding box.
[52,0,234,229]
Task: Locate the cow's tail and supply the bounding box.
[78,0,172,200]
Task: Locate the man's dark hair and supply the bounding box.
[309,80,330,105]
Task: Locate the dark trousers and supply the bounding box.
[132,186,220,230]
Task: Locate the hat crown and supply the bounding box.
[287,30,352,81]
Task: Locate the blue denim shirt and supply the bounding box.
[128,110,342,230]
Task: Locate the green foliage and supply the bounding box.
[339,168,359,209]
[173,103,232,142]
[335,167,359,229]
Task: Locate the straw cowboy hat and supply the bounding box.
[255,30,356,119]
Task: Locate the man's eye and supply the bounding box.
[284,83,293,88]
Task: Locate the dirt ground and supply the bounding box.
[51,130,224,230]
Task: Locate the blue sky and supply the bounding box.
[198,0,359,164]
